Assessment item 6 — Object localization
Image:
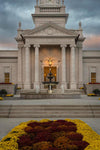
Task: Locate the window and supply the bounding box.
[91,72,96,83]
[5,73,10,83]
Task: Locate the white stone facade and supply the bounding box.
[0,0,100,92]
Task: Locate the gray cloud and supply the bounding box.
[66,0,100,35]
[0,0,100,50]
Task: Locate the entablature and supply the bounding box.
[25,37,75,46]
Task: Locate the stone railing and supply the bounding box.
[40,8,60,12]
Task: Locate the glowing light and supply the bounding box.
[48,58,53,67]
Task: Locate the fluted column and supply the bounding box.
[24,45,31,89]
[61,44,67,91]
[34,44,40,93]
[70,45,77,89]
[18,45,22,88]
[79,46,83,87]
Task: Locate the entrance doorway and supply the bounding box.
[44,66,57,88]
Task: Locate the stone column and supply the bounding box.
[34,44,40,93]
[61,44,67,91]
[70,45,77,89]
[24,45,31,89]
[18,45,22,88]
[78,46,83,87]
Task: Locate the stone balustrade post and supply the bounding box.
[70,45,77,89]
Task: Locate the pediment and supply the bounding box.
[22,22,78,37]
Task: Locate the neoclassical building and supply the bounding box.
[0,0,100,92]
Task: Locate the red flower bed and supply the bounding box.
[17,120,89,150]
[0,83,12,84]
[88,82,100,84]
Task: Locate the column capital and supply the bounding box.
[18,44,23,49]
[34,44,40,48]
[60,44,67,48]
[70,44,76,48]
[24,44,31,48]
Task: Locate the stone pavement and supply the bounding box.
[0,95,100,140]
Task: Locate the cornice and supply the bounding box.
[83,56,100,59]
[0,50,18,52]
[83,50,100,52]
[32,14,69,17]
[23,35,77,38]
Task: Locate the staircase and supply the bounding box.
[20,89,84,99]
[0,105,100,118]
[53,89,84,94]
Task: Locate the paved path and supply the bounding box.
[0,95,100,140]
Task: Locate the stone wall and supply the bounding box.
[0,51,18,84]
[83,50,100,84]
[85,84,100,94]
[0,84,16,94]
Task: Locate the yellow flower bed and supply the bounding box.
[6,94,14,97]
[0,119,100,150]
[17,87,21,90]
[0,97,3,100]
[87,93,96,96]
[79,87,84,89]
[99,98,100,100]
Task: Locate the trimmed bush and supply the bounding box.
[0,90,2,97]
[93,89,100,95]
[0,89,7,96]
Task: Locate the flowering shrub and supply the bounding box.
[6,94,14,97]
[79,87,84,89]
[0,83,13,84]
[33,141,53,150]
[87,83,100,84]
[17,87,21,90]
[87,93,96,96]
[0,119,100,150]
[0,97,3,100]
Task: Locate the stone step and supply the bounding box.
[20,93,81,99]
[8,114,94,118]
[9,114,94,118]
[0,114,9,118]
[1,110,100,114]
[10,107,91,110]
[0,105,100,118]
[9,110,93,113]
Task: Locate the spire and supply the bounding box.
[18,22,21,30]
[62,0,64,5]
[79,22,82,30]
[36,0,38,6]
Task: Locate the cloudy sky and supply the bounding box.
[0,0,100,50]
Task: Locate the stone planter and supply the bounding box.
[85,84,100,95]
[0,84,15,94]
